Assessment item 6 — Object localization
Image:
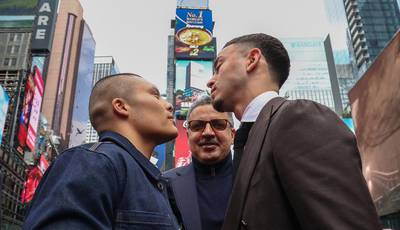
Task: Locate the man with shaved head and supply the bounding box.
[23,74,180,230]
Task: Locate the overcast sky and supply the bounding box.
[80,0,332,93]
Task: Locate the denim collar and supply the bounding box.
[98,131,161,182]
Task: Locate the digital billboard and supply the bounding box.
[0,0,39,15]
[349,31,400,216]
[0,85,10,145]
[17,72,35,149]
[174,120,191,167]
[153,143,166,169]
[26,67,44,151]
[175,9,215,60]
[175,60,212,120]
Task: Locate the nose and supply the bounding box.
[202,123,215,137]
[164,100,173,113]
[207,75,216,89]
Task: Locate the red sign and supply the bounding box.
[26,67,44,151]
[21,155,49,203]
[17,73,35,148]
[174,120,191,167]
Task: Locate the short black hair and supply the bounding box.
[224,33,290,88]
[89,73,141,131]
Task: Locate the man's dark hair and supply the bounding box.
[89,73,141,131]
[224,33,290,88]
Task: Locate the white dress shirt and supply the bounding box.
[241,91,279,122]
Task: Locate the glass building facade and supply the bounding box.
[344,0,400,73]
[324,0,358,111]
[280,38,337,112]
[69,22,96,148]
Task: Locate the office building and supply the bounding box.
[344,0,400,74]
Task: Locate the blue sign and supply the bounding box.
[342,118,354,133]
[153,144,166,169]
[0,85,10,145]
[175,9,215,60]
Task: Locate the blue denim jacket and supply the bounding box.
[23,131,179,230]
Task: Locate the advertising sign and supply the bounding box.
[26,67,44,152]
[349,31,400,216]
[31,0,59,53]
[17,73,35,148]
[153,144,166,169]
[174,120,191,167]
[21,155,49,203]
[175,60,212,120]
[0,0,39,15]
[0,85,10,145]
[175,9,215,60]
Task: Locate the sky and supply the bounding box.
[80,0,334,93]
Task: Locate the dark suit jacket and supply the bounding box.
[164,164,202,230]
[222,97,381,230]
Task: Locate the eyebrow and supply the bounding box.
[151,86,160,95]
[213,56,222,72]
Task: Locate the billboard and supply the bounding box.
[26,67,44,151]
[175,60,212,119]
[17,72,35,149]
[174,120,191,167]
[153,144,166,169]
[0,0,39,15]
[349,31,400,216]
[175,9,215,60]
[31,0,59,53]
[0,85,10,145]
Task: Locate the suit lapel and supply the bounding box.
[171,165,202,230]
[222,97,286,230]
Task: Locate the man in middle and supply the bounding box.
[164,95,235,230]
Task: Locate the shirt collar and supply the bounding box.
[98,131,162,182]
[241,91,279,122]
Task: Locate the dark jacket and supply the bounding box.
[222,98,382,230]
[164,154,233,230]
[23,131,179,230]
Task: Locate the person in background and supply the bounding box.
[164,95,235,230]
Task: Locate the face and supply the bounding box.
[187,104,235,164]
[207,44,248,112]
[128,79,178,144]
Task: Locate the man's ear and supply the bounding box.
[246,48,262,73]
[111,98,129,117]
[231,128,236,145]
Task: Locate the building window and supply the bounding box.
[11,58,17,66]
[3,58,10,66]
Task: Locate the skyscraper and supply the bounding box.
[85,56,118,143]
[344,0,400,74]
[280,37,342,114]
[41,0,85,148]
[324,0,358,111]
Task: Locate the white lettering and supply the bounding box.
[39,2,51,13]
[35,29,46,39]
[38,15,49,26]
